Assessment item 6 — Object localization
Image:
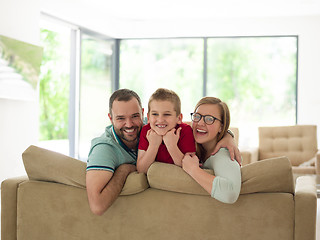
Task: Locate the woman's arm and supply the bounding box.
[182,153,216,194]
[205,148,241,203]
[182,149,241,204]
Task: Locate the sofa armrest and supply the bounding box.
[240,147,259,165]
[294,176,317,240]
[315,150,320,174]
[1,176,29,240]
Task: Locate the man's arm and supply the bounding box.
[86,164,136,215]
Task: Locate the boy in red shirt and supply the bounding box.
[137,88,196,173]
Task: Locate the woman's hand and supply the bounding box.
[146,129,163,148]
[182,152,201,176]
[211,133,242,166]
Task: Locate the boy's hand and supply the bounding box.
[182,152,200,175]
[146,129,163,147]
[163,127,181,148]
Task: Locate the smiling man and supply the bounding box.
[86,89,144,215]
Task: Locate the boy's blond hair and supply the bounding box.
[148,88,181,116]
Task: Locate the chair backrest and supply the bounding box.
[184,121,239,146]
[258,125,318,166]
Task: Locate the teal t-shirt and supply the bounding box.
[86,125,137,173]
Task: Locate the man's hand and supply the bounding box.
[163,127,181,148]
[117,163,137,174]
[211,133,242,165]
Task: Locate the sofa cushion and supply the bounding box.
[148,156,294,195]
[22,145,148,195]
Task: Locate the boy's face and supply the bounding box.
[147,100,182,136]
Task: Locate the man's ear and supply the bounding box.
[108,113,112,122]
[177,113,183,124]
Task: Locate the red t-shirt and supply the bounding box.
[138,122,196,164]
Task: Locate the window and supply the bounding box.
[39,14,298,156]
[39,16,115,159]
[79,33,114,160]
[207,37,297,147]
[39,20,71,155]
[120,36,297,147]
[120,38,204,119]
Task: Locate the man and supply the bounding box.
[86,89,240,215]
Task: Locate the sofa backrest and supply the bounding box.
[259,125,318,166]
[22,145,148,195]
[148,157,294,195]
[22,145,294,197]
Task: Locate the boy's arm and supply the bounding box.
[137,129,162,174]
[212,132,242,165]
[163,127,184,166]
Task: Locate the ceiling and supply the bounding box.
[41,0,320,38]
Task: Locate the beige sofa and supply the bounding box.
[1,145,317,240]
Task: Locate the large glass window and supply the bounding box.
[38,15,298,157]
[78,33,114,160]
[120,39,203,119]
[120,36,297,148]
[207,37,297,147]
[39,21,70,155]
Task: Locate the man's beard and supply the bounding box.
[115,126,140,143]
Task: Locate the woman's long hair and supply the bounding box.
[193,97,230,162]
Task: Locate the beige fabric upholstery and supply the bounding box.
[1,144,317,240]
[2,169,316,240]
[294,176,317,240]
[22,145,149,195]
[259,125,317,166]
[240,125,320,176]
[148,157,294,195]
[22,145,294,197]
[1,176,28,240]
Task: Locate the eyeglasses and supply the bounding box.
[190,112,222,125]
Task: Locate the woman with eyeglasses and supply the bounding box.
[182,97,241,204]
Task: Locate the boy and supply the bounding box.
[137,88,196,173]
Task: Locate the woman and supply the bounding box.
[182,97,241,204]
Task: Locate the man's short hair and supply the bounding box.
[148,88,181,116]
[109,89,142,115]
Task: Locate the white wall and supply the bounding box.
[0,0,40,183]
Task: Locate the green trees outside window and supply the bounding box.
[39,28,70,142]
[39,27,297,154]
